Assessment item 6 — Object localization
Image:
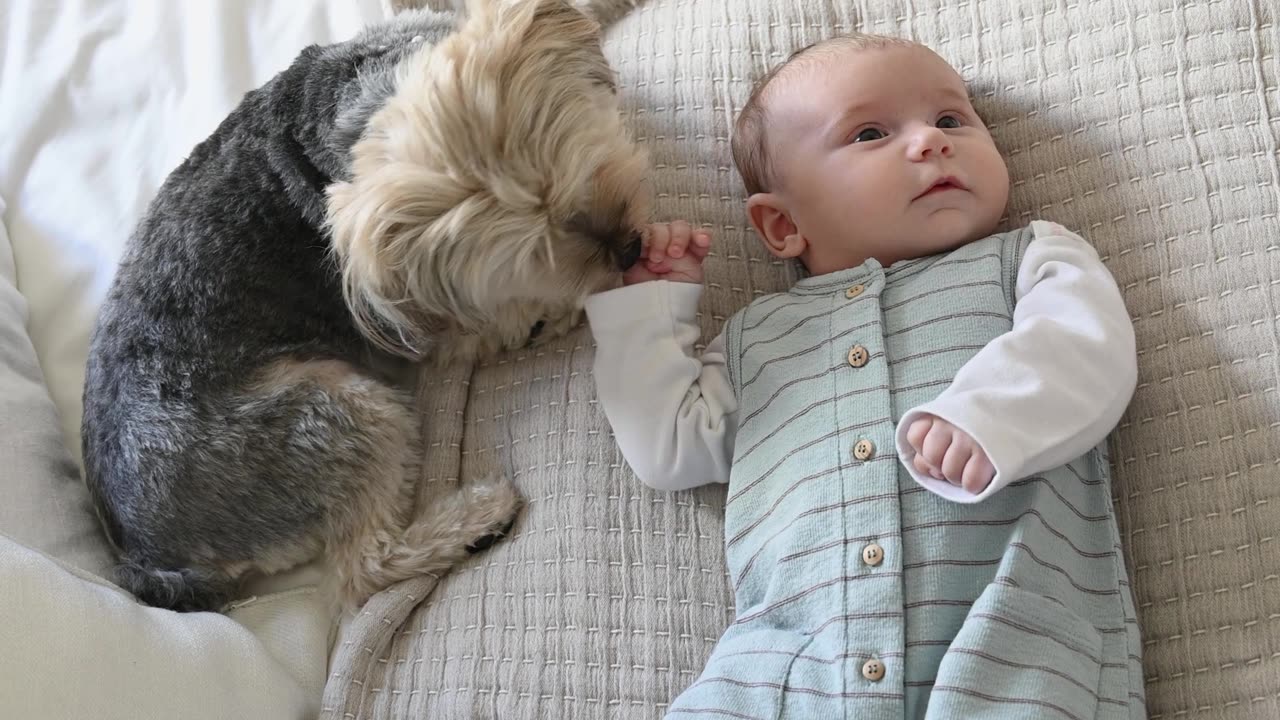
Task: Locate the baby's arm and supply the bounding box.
[585,223,737,491]
[897,221,1138,503]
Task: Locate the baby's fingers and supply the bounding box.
[647,223,671,263]
[913,455,942,481]
[688,230,713,260]
[961,447,995,494]
[666,220,692,259]
[940,441,971,486]
[920,421,953,467]
[906,417,933,453]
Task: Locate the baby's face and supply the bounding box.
[765,45,1009,273]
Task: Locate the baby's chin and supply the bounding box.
[918,210,1003,255]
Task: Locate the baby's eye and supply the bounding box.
[852,128,886,143]
[936,115,963,129]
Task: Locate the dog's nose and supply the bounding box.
[617,234,643,271]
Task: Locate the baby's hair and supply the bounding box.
[731,33,923,196]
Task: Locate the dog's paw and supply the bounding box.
[465,515,517,554]
[456,475,523,555]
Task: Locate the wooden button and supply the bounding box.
[853,439,875,461]
[844,284,865,299]
[862,543,885,566]
[846,345,869,368]
[862,658,885,681]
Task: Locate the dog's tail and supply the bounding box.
[114,557,233,613]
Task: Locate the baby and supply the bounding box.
[585,35,1145,719]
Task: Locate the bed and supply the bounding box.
[1,1,1277,718]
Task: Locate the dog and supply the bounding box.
[81,0,651,613]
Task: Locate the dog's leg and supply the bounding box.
[210,358,517,611]
[259,358,521,610]
[92,357,418,612]
[332,473,522,608]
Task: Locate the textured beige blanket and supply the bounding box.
[324,2,1279,718]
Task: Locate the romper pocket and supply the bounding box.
[924,583,1103,720]
[665,625,814,720]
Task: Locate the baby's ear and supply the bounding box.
[746,193,807,259]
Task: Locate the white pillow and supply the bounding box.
[0,194,113,576]
[0,534,329,720]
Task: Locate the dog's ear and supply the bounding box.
[527,0,600,31]
[467,0,605,55]
[500,0,635,32]
[325,166,481,359]
[520,0,613,91]
[450,0,613,94]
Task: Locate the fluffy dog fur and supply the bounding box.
[81,0,651,613]
[387,0,641,27]
[329,0,650,363]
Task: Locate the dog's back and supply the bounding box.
[81,12,457,610]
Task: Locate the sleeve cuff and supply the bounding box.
[584,281,703,331]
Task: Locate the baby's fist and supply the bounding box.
[906,415,995,494]
[623,221,712,286]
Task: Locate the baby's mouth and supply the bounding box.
[914,176,967,200]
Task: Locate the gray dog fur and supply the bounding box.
[81,1,650,612]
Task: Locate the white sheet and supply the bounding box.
[0,3,394,717]
[0,0,390,467]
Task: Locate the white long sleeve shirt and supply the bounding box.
[585,221,1137,503]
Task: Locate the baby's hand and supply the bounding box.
[906,415,995,494]
[623,221,712,286]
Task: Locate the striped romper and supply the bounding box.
[585,222,1146,720]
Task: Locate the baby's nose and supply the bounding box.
[910,126,953,160]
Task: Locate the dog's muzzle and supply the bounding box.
[617,232,644,271]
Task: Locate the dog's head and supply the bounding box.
[326,0,651,360]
